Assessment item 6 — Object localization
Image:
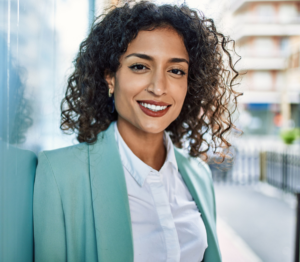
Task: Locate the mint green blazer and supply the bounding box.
[33,123,222,262]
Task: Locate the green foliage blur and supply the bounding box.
[280,128,300,145]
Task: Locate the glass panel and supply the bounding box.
[0,0,89,260]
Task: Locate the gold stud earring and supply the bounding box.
[108,88,112,97]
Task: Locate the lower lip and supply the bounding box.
[138,103,170,117]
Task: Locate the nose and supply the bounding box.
[146,68,167,96]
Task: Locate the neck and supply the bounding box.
[117,118,166,171]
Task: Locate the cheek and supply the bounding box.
[174,85,188,110]
[113,77,143,113]
[114,72,130,107]
[114,87,132,115]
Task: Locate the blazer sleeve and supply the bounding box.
[206,163,217,224]
[196,158,217,223]
[33,152,67,262]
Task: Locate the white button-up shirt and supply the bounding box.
[114,122,208,262]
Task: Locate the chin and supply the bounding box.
[139,119,171,134]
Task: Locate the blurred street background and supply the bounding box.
[1,0,300,261]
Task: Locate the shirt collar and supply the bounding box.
[114,122,178,187]
[162,129,178,173]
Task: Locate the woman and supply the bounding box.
[33,1,240,262]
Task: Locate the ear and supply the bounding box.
[104,69,115,94]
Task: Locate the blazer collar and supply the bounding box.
[88,122,220,262]
[174,149,221,261]
[88,123,134,262]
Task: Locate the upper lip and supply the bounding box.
[137,100,171,106]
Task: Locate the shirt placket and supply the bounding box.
[147,170,180,262]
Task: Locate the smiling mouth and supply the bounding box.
[137,100,171,117]
[138,102,170,112]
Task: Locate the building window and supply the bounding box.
[256,4,275,23]
[252,71,273,90]
[278,4,297,23]
[253,37,275,57]
[280,38,289,56]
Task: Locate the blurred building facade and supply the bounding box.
[286,35,300,127]
[218,0,300,135]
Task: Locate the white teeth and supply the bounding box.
[140,102,168,112]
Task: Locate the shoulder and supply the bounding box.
[36,142,89,179]
[39,142,88,161]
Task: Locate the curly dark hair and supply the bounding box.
[60,0,242,161]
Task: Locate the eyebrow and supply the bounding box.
[125,53,189,65]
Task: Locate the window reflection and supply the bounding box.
[0,0,89,261]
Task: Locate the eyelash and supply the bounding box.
[129,63,186,76]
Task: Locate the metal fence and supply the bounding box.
[209,143,300,191]
[209,144,261,184]
[209,141,300,262]
[266,151,300,193]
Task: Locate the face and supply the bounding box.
[105,27,189,134]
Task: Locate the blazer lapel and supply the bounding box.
[88,123,134,262]
[174,149,221,262]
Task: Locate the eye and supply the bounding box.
[170,69,186,75]
[129,64,148,71]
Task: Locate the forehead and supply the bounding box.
[123,27,189,60]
